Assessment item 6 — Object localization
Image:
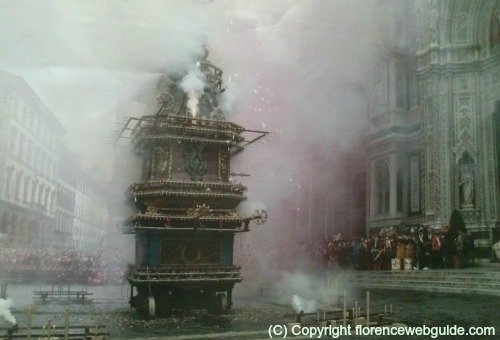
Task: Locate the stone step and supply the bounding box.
[344,278,500,290]
[327,269,500,296]
[332,270,500,277]
[333,274,499,283]
[346,282,500,297]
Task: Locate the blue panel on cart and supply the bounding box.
[220,235,234,266]
[148,236,162,267]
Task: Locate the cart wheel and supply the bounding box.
[144,295,155,317]
[215,293,227,314]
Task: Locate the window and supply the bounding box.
[27,140,33,166]
[43,157,49,175]
[23,177,30,202]
[376,160,390,215]
[31,181,38,203]
[1,214,8,234]
[18,134,25,160]
[38,185,44,205]
[22,106,28,123]
[4,167,14,197]
[34,146,41,170]
[29,111,34,129]
[50,190,55,212]
[49,159,54,177]
[14,171,22,200]
[9,96,16,115]
[44,189,50,209]
[40,152,46,173]
[396,167,404,212]
[396,67,406,109]
[9,127,17,153]
[16,100,23,120]
[35,118,40,137]
[494,100,500,193]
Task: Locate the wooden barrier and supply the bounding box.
[0,308,109,340]
[33,285,93,304]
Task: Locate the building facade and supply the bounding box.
[72,169,109,253]
[0,69,111,252]
[0,70,64,247]
[54,146,77,248]
[367,0,500,260]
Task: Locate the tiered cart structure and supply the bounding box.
[117,51,268,316]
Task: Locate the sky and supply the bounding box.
[0,0,394,264]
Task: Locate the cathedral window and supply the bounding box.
[376,160,390,215]
[396,67,406,109]
[490,11,500,49]
[396,167,404,212]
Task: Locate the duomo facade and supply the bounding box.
[366,0,500,259]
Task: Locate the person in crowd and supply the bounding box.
[414,229,429,270]
[441,225,453,269]
[404,238,415,263]
[383,236,394,270]
[465,230,475,267]
[430,230,442,268]
[371,236,384,271]
[351,239,360,270]
[413,236,423,270]
[455,229,465,269]
[396,238,406,260]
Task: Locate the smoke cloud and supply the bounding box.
[0,298,16,325]
[257,271,350,314]
[218,82,237,114]
[180,63,206,117]
[292,294,316,313]
[0,0,406,287]
[0,0,209,169]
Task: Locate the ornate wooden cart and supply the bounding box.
[117,50,268,315]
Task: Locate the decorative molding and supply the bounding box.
[183,143,208,181]
[218,147,229,181]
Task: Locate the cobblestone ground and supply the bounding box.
[1,284,499,338]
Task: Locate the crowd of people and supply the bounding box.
[1,247,103,268]
[0,223,481,286]
[310,225,476,271]
[0,247,125,284]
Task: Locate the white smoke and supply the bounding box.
[180,63,206,117]
[237,200,267,217]
[292,294,317,313]
[0,0,209,169]
[0,298,16,325]
[219,84,237,114]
